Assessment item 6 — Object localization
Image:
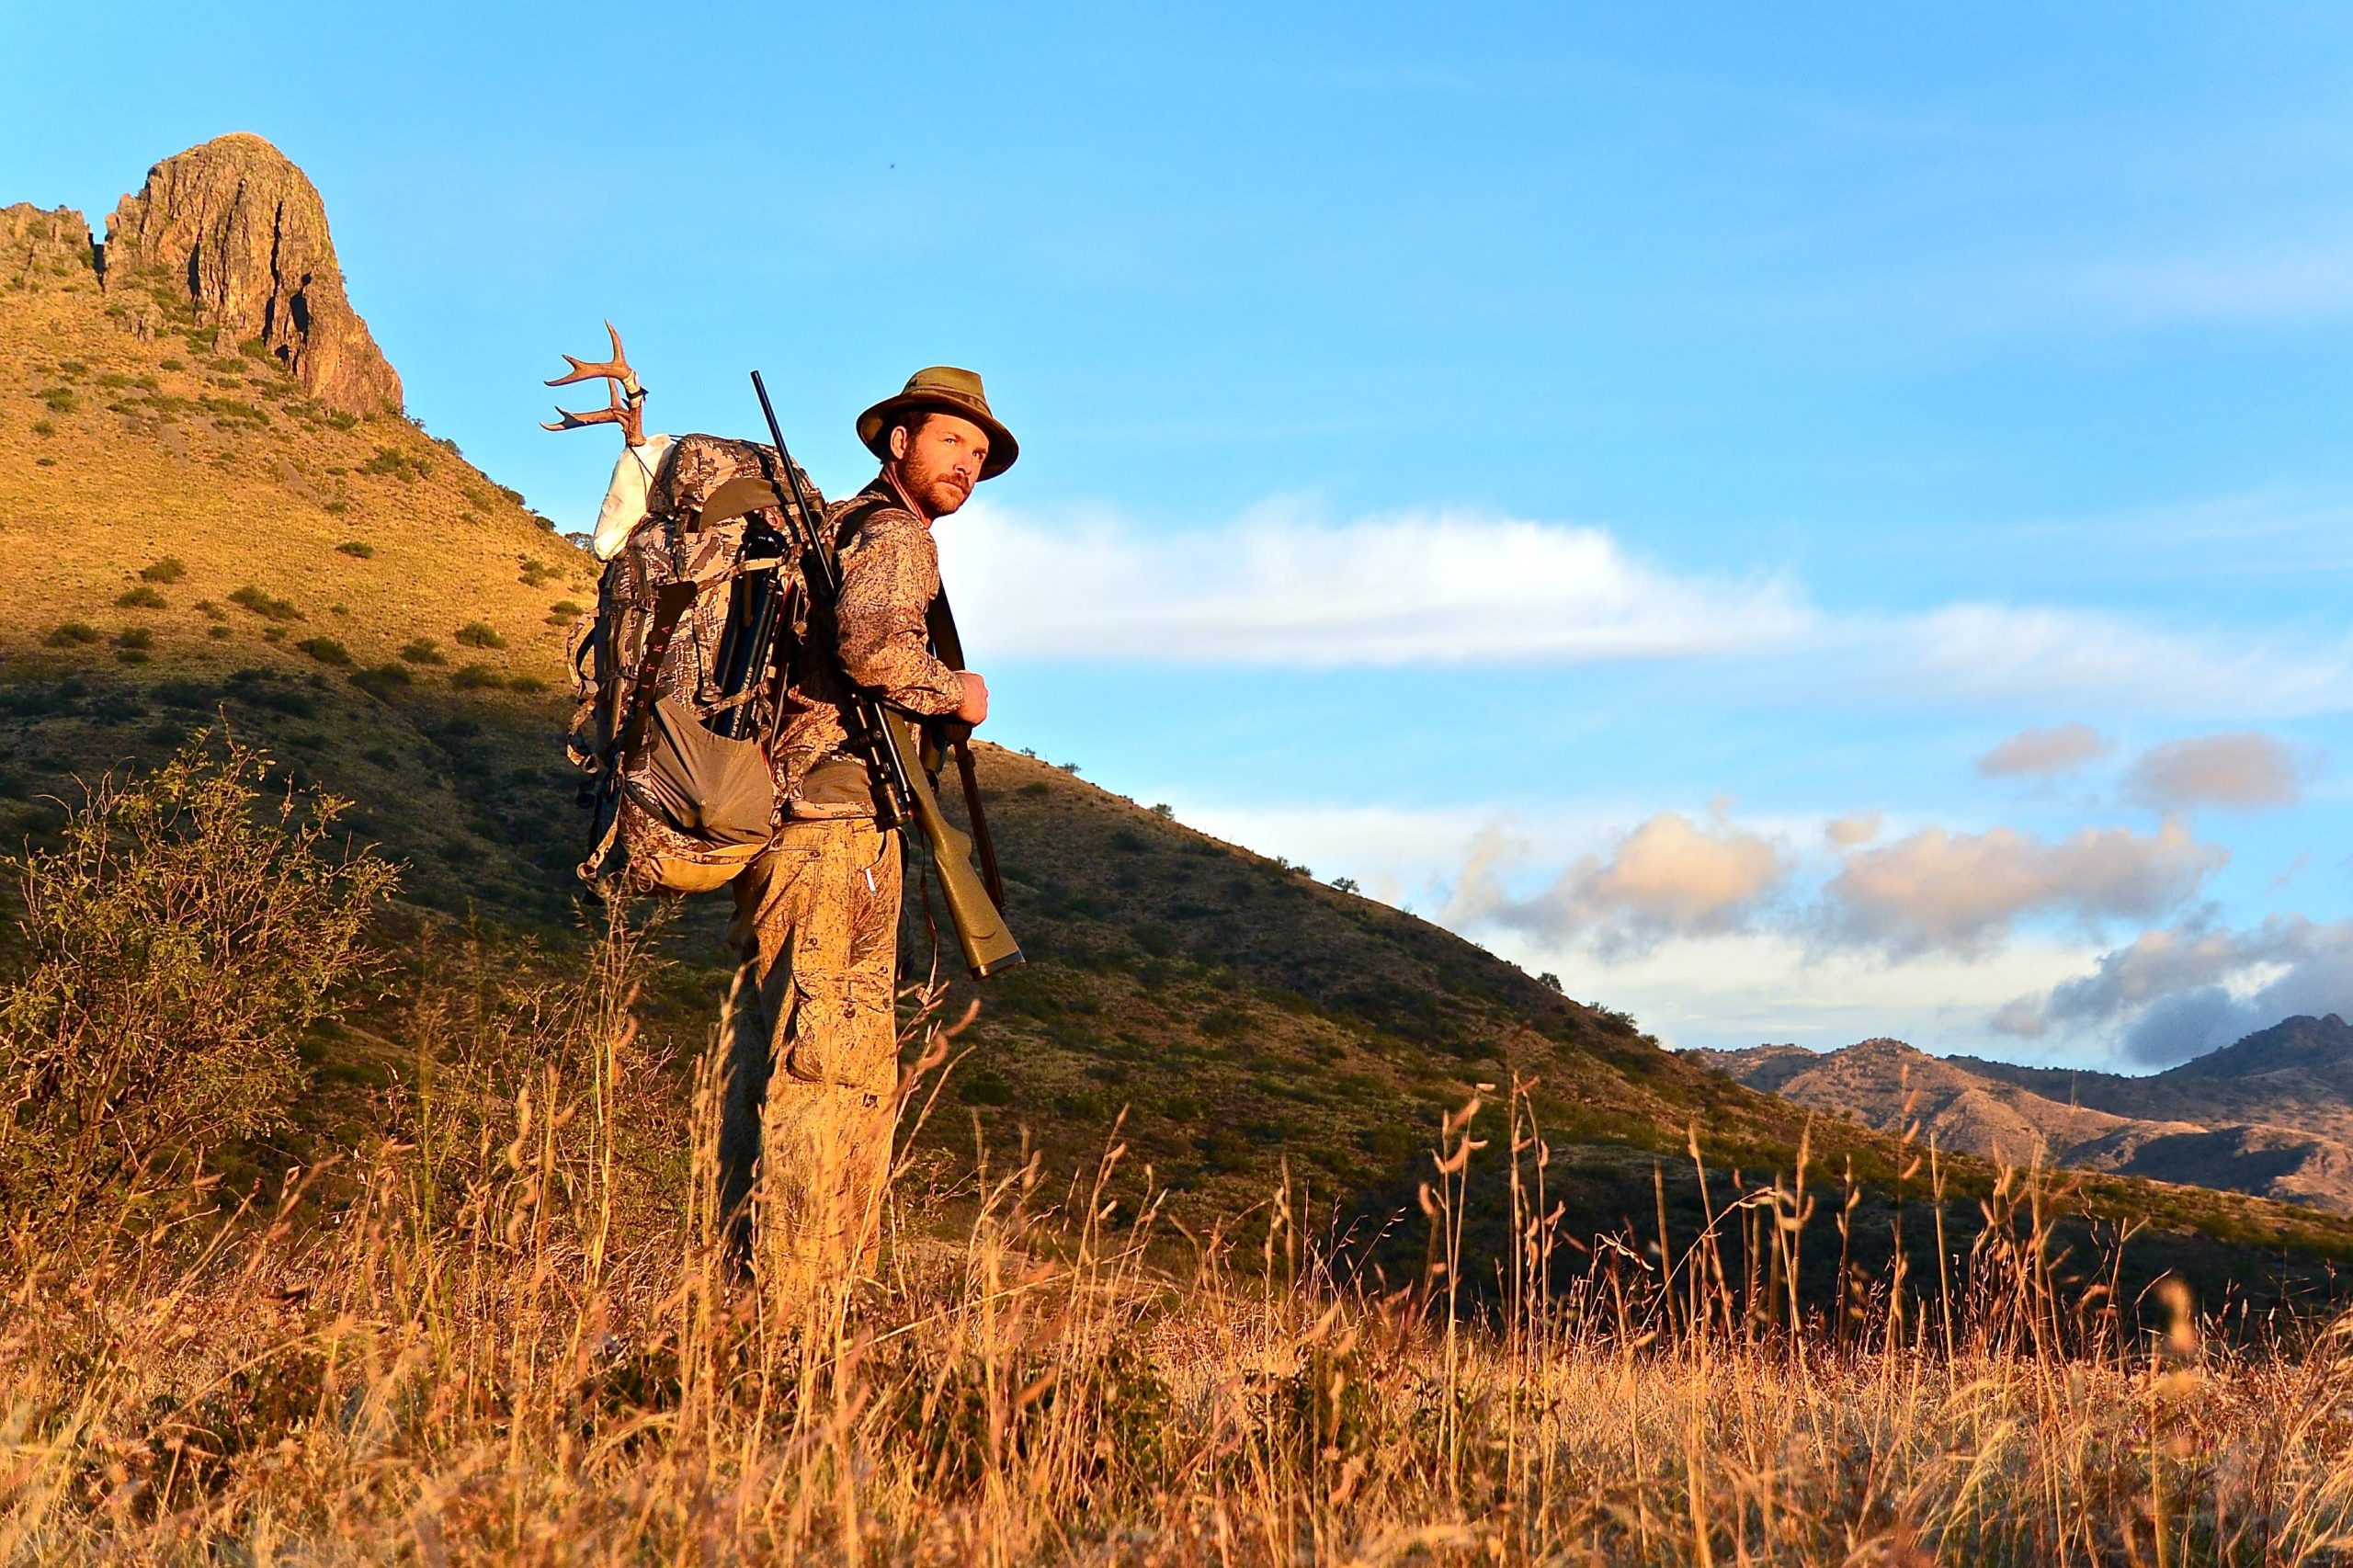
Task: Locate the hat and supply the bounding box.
[857,366,1018,479]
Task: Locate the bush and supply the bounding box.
[139,557,185,584]
[116,585,166,609]
[0,737,397,1214]
[399,639,446,665]
[358,446,428,482]
[294,636,350,666]
[450,664,504,690]
[455,622,505,650]
[349,664,412,696]
[115,628,153,652]
[45,621,99,647]
[548,600,584,623]
[28,419,54,437]
[335,540,375,559]
[229,585,303,622]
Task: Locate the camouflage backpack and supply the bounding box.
[566,434,824,895]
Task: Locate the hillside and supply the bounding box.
[7,136,2353,1303]
[1698,1023,2353,1216]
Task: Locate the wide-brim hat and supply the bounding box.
[857,366,1018,479]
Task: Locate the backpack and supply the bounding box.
[565,434,824,896]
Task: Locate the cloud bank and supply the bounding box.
[1818,820,2226,959]
[1994,916,2353,1066]
[945,501,2353,715]
[941,503,1809,665]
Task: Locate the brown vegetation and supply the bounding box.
[7,903,2353,1562]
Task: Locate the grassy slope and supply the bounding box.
[6,206,2353,1300]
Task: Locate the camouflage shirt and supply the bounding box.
[771,474,966,812]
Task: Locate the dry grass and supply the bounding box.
[6,919,2353,1566]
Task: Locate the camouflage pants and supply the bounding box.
[719,815,903,1298]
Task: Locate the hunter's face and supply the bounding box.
[892,413,990,517]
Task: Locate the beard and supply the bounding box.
[902,460,972,517]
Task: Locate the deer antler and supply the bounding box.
[543,320,646,446]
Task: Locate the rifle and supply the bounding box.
[748,370,1023,980]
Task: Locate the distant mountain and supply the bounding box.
[1954,1014,2353,1144]
[1695,1017,2353,1215]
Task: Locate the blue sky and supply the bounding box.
[10,3,2353,1065]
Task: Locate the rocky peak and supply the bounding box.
[104,133,401,416]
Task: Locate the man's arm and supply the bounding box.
[836,506,969,716]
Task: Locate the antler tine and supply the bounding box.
[545,319,642,394]
[541,374,644,445]
[541,320,645,444]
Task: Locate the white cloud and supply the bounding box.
[1870,604,2353,717]
[943,499,2353,718]
[1452,811,1792,958]
[1976,722,2109,779]
[1993,916,2353,1067]
[1820,820,2227,959]
[939,501,1811,666]
[2122,732,2304,812]
[1493,928,2102,1055]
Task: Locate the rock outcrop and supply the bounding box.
[3,204,95,287]
[104,133,401,415]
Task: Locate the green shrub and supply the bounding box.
[228,585,302,621]
[548,600,584,623]
[115,628,153,652]
[139,556,185,584]
[28,420,53,437]
[322,498,350,516]
[455,622,505,650]
[399,639,445,665]
[450,664,504,690]
[957,1070,1016,1106]
[0,736,397,1214]
[116,585,166,609]
[45,621,99,647]
[96,371,131,390]
[358,446,427,482]
[38,387,76,415]
[335,540,375,559]
[506,674,548,695]
[294,636,350,666]
[349,664,412,696]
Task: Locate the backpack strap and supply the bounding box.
[614,581,701,765]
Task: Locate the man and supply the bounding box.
[720,366,1016,1299]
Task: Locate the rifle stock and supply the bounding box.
[881,710,1023,977]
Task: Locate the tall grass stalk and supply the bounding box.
[5,921,2353,1564]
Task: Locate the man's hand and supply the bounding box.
[956,670,990,726]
